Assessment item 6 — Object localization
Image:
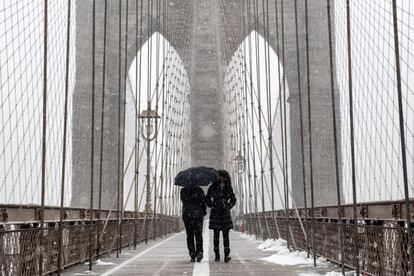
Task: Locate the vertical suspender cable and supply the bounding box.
[159,1,167,234]
[163,0,169,233]
[246,0,253,234]
[293,0,309,257]
[244,1,254,233]
[345,0,359,273]
[152,0,160,240]
[159,0,165,231]
[248,0,260,239]
[280,0,291,250]
[120,0,130,252]
[57,0,71,274]
[392,0,414,274]
[164,52,170,225]
[273,0,285,241]
[39,0,48,274]
[157,0,165,233]
[97,0,108,258]
[89,0,97,270]
[254,0,267,239]
[152,0,159,237]
[264,0,277,240]
[159,0,164,235]
[261,0,272,238]
[165,55,171,221]
[133,0,140,250]
[241,2,249,229]
[304,0,316,266]
[116,0,122,258]
[275,0,287,243]
[254,0,264,239]
[326,0,345,273]
[239,53,246,225]
[145,0,153,244]
[137,0,145,245]
[237,58,245,223]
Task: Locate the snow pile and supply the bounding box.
[262,250,315,266]
[96,259,115,266]
[257,238,287,252]
[257,239,329,267]
[250,238,351,274]
[239,233,261,243]
[85,259,115,266]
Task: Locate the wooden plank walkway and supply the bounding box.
[62,221,344,276]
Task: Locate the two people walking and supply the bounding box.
[180,169,236,263]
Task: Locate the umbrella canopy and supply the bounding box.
[174,166,220,187]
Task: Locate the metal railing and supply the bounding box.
[0,205,182,275]
[240,199,414,276]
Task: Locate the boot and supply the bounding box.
[214,247,220,262]
[190,252,196,262]
[197,252,203,262]
[224,247,231,263]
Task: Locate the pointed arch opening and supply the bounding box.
[122,32,191,212]
[223,31,291,213]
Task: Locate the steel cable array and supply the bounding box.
[219,0,414,275]
[1,0,414,275]
[0,0,192,274]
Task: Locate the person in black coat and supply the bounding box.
[205,170,236,263]
[180,187,207,262]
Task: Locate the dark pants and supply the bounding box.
[213,229,230,254]
[184,219,203,257]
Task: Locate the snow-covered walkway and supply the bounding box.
[62,227,348,276]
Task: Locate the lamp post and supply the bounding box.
[234,151,245,232]
[139,108,160,244]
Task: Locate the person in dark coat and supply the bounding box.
[180,187,207,262]
[205,170,236,263]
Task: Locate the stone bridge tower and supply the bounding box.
[71,0,342,209]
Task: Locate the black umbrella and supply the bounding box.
[174,166,220,187]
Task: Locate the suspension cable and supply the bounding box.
[144,0,153,244]
[88,0,97,269]
[254,0,268,239]
[133,0,142,250]
[57,0,72,273]
[116,0,123,258]
[39,0,48,273]
[118,0,130,252]
[304,0,317,266]
[263,0,278,240]
[249,0,262,239]
[293,0,309,257]
[346,0,359,273]
[326,0,345,273]
[97,0,108,258]
[392,0,414,274]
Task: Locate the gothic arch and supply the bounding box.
[222,0,343,206]
[71,0,192,208]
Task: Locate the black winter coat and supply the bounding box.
[180,187,207,223]
[205,182,236,230]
